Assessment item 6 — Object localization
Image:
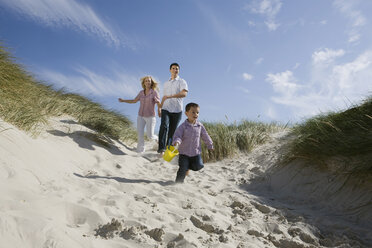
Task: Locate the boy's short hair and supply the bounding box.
[186,102,199,112]
[170,63,180,69]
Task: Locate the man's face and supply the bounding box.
[185,106,199,123]
[170,65,179,77]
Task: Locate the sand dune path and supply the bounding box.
[0,117,370,248]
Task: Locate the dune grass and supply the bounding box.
[286,96,372,173]
[0,45,136,141]
[201,120,286,162]
[3,43,370,171]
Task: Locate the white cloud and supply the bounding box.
[265,105,278,119]
[246,0,282,31]
[312,48,345,65]
[0,0,121,46]
[236,86,250,94]
[248,20,256,27]
[267,50,372,119]
[265,20,280,31]
[242,73,253,80]
[38,67,141,98]
[266,70,299,97]
[255,57,264,64]
[331,51,371,93]
[333,0,366,43]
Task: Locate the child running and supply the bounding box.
[172,102,214,183]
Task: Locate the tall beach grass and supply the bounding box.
[286,96,372,174]
[5,42,369,172]
[201,120,286,163]
[0,45,136,141]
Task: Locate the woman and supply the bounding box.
[118,76,160,153]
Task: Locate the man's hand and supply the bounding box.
[161,95,169,105]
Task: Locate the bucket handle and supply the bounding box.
[167,144,178,154]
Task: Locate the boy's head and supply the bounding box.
[185,102,200,123]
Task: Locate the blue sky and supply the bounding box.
[1,0,371,128]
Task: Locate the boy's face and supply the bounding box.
[185,106,199,123]
[170,65,179,77]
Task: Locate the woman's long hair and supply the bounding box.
[140,76,159,91]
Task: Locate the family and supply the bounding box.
[118,63,214,183]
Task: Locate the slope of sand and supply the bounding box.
[0,117,370,248]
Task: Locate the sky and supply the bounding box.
[1,0,372,129]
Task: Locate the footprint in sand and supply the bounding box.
[145,227,165,241]
[250,201,271,214]
[0,164,15,179]
[65,203,101,227]
[230,200,253,220]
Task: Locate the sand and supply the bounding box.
[0,116,371,248]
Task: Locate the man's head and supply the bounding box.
[169,63,180,79]
[169,63,180,70]
[185,102,200,123]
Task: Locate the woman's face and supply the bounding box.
[144,77,152,89]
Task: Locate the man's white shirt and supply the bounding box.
[162,76,188,113]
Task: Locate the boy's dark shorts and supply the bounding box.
[179,154,204,171]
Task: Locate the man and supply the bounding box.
[158,63,188,154]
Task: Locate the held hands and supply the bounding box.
[161,95,170,105]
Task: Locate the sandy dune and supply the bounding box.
[0,116,370,248]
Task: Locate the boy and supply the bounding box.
[172,103,214,183]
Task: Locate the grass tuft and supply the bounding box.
[286,96,372,173]
[0,44,136,141]
[202,120,286,162]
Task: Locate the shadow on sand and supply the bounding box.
[48,130,126,155]
[73,173,175,186]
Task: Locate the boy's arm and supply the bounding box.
[172,124,184,146]
[201,125,213,150]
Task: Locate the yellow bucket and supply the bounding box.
[163,145,179,162]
